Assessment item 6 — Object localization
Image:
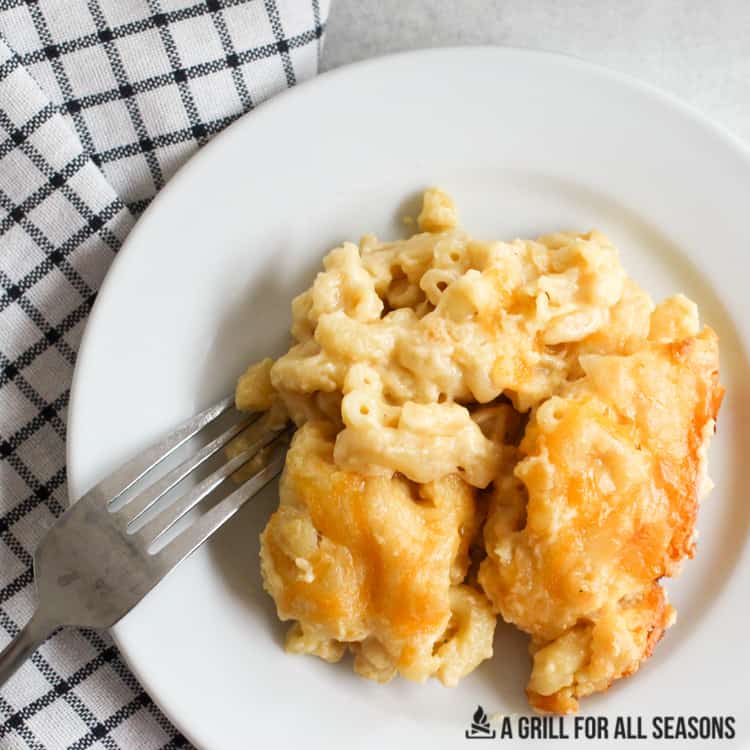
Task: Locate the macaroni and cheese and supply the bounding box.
[234,189,722,711]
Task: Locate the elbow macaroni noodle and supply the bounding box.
[235,189,722,711]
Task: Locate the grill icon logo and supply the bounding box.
[466,705,496,739]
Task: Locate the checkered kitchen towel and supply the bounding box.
[0,1,328,747]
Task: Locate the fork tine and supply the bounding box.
[154,438,287,567]
[134,424,287,545]
[117,412,258,526]
[81,395,235,506]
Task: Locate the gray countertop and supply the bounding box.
[322,0,750,144]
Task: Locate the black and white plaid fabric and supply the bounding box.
[0,1,328,747]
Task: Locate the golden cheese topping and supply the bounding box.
[260,421,495,685]
[479,313,722,712]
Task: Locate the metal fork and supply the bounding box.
[0,396,289,687]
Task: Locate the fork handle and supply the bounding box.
[0,609,59,688]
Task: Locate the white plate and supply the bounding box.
[68,48,750,749]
